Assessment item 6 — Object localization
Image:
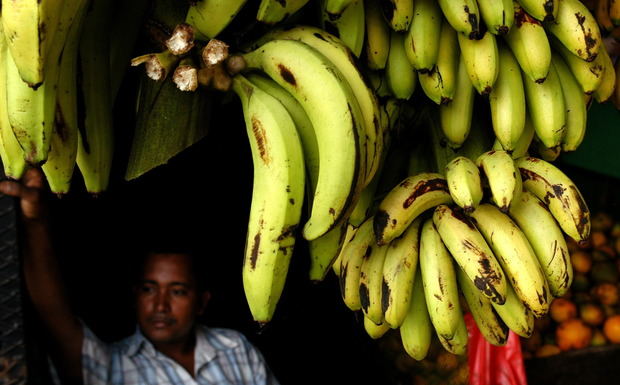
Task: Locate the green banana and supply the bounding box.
[492,280,534,338]
[233,75,305,323]
[477,0,515,34]
[593,46,616,103]
[339,217,375,311]
[438,313,469,354]
[476,150,523,212]
[439,54,475,148]
[400,268,432,360]
[433,204,507,305]
[364,316,391,339]
[457,31,499,95]
[257,0,311,25]
[418,19,459,105]
[437,0,481,39]
[364,0,391,70]
[359,234,390,324]
[332,223,358,277]
[321,0,366,57]
[386,30,417,100]
[325,0,357,18]
[308,218,349,282]
[545,0,601,62]
[445,156,483,213]
[381,0,414,32]
[404,0,442,73]
[516,0,558,21]
[550,36,604,95]
[185,0,248,40]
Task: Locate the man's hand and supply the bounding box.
[0,168,47,221]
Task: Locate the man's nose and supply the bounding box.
[154,291,171,312]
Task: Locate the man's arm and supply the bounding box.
[0,169,84,384]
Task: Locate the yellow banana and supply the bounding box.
[364,316,391,339]
[457,31,499,95]
[404,0,442,73]
[437,0,481,39]
[374,172,452,245]
[492,280,534,338]
[386,30,417,100]
[332,223,358,277]
[476,150,522,212]
[516,156,590,243]
[339,217,375,311]
[445,156,483,213]
[440,54,475,148]
[550,36,604,95]
[593,46,616,103]
[359,233,390,324]
[364,0,391,69]
[546,0,602,62]
[419,19,460,105]
[382,217,422,328]
[509,190,573,297]
[381,0,414,32]
[308,218,349,282]
[400,268,432,360]
[433,204,507,305]
[516,0,559,21]
[477,0,515,34]
[438,313,469,354]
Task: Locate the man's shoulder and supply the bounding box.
[198,324,251,349]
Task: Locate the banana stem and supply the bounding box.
[131,50,180,81]
[202,39,229,66]
[173,57,198,91]
[225,55,247,76]
[165,23,195,55]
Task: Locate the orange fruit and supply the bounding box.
[556,319,593,351]
[535,344,561,357]
[580,303,605,326]
[571,251,593,274]
[593,283,620,306]
[591,231,608,249]
[550,298,578,323]
[603,315,620,343]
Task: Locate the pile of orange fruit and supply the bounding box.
[522,212,620,358]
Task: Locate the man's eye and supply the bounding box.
[172,289,187,296]
[141,286,155,293]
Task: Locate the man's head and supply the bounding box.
[134,251,211,346]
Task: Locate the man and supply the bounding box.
[0,168,279,385]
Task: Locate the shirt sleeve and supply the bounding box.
[81,323,113,385]
[239,335,280,385]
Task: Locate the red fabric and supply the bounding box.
[465,312,528,385]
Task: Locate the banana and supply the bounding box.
[550,36,604,94]
[420,219,463,340]
[509,190,573,297]
[534,137,562,162]
[457,31,499,95]
[364,316,391,339]
[445,156,483,213]
[612,0,620,25]
[593,46,616,103]
[325,0,357,18]
[550,54,587,153]
[308,218,349,282]
[546,0,602,62]
[469,204,550,318]
[232,75,305,323]
[185,0,248,40]
[242,39,367,241]
[492,280,534,338]
[381,0,414,32]
[400,268,432,360]
[596,0,615,32]
[438,313,469,355]
[404,0,442,73]
[364,0,391,70]
[359,232,390,324]
[339,217,375,311]
[382,217,422,328]
[386,30,417,100]
[257,0,311,25]
[1,0,63,87]
[504,2,551,83]
[321,0,366,58]
[439,54,475,148]
[497,115,534,159]
[516,0,558,21]
[332,223,358,277]
[374,173,453,245]
[41,0,88,194]
[476,150,522,212]
[477,0,515,34]
[418,19,460,105]
[522,60,566,149]
[0,19,26,180]
[433,204,507,305]
[490,43,526,151]
[516,156,590,243]
[437,0,481,39]
[76,0,114,194]
[457,267,509,346]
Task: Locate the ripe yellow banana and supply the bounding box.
[504,2,551,83]
[469,204,550,318]
[438,312,469,354]
[437,0,481,39]
[546,0,602,62]
[381,0,414,32]
[509,190,573,297]
[364,0,391,70]
[433,204,507,305]
[490,43,526,151]
[445,156,483,212]
[386,30,417,100]
[516,0,558,21]
[359,234,390,324]
[257,0,311,25]
[516,156,590,243]
[374,173,452,245]
[522,61,566,149]
[242,39,367,241]
[420,219,463,340]
[550,54,587,153]
[232,75,305,323]
[404,0,441,73]
[332,223,358,277]
[457,267,509,346]
[186,0,248,40]
[382,217,422,328]
[550,35,604,94]
[440,55,475,148]
[400,268,432,360]
[492,281,534,338]
[477,0,515,34]
[593,46,616,103]
[364,316,391,339]
[339,217,375,311]
[457,31,499,95]
[476,150,522,212]
[419,19,460,105]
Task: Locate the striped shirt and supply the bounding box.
[78,324,279,385]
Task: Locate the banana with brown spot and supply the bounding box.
[492,280,535,337]
[339,217,375,311]
[545,0,602,62]
[477,0,515,34]
[445,156,483,213]
[359,232,390,324]
[433,204,507,305]
[404,0,442,73]
[516,0,558,21]
[476,150,523,212]
[438,310,468,355]
[437,0,481,39]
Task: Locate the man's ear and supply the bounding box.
[198,291,211,315]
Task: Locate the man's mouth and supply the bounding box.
[148,316,175,328]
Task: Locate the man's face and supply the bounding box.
[135,253,208,346]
